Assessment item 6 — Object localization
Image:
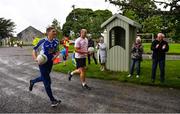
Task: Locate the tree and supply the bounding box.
[106,0,180,40]
[63,8,94,38]
[51,18,63,40]
[142,15,163,34]
[152,0,180,40]
[90,10,112,38]
[106,0,180,15]
[62,8,112,39]
[0,18,15,39]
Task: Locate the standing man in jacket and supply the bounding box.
[151,33,169,83]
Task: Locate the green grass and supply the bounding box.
[53,59,180,89]
[143,43,180,54]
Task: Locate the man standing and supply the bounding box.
[88,37,97,65]
[151,33,169,83]
[29,27,61,107]
[68,29,91,90]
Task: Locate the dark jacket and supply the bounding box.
[151,40,169,60]
[88,38,94,47]
[131,43,143,60]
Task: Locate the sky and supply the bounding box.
[0,0,120,35]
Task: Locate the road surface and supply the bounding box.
[0,47,180,113]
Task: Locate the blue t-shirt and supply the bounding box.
[33,38,59,61]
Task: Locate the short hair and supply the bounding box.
[157,33,165,38]
[99,37,104,42]
[136,36,141,42]
[80,29,87,33]
[46,26,55,34]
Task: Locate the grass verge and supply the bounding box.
[53,59,180,89]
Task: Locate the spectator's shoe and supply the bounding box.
[127,74,131,77]
[51,99,61,107]
[136,75,139,78]
[29,80,34,91]
[68,71,73,81]
[82,84,91,90]
[101,67,105,71]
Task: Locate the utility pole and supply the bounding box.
[71,4,76,37]
[72,5,76,20]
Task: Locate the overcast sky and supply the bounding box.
[0,0,120,35]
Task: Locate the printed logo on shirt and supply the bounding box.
[48,48,55,54]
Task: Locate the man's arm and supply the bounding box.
[32,39,45,61]
[75,47,88,54]
[151,41,158,51]
[32,50,38,61]
[52,40,60,60]
[162,42,169,52]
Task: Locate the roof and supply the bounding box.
[101,14,142,28]
[17,26,44,36]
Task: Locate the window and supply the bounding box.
[109,27,125,49]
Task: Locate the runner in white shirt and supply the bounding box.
[68,29,91,90]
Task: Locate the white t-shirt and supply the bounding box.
[74,37,88,58]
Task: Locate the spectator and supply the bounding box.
[151,33,169,83]
[128,36,143,78]
[87,36,97,65]
[63,34,70,58]
[96,37,107,71]
[61,45,67,66]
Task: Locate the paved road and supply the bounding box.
[0,47,180,113]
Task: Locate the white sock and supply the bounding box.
[82,82,86,86]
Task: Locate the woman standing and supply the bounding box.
[128,36,143,78]
[96,37,107,71]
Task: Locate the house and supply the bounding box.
[17,26,44,44]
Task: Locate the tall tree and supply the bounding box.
[0,18,15,39]
[51,18,63,40]
[62,8,112,39]
[106,0,180,40]
[106,0,180,15]
[142,15,163,34]
[63,8,94,38]
[90,10,112,38]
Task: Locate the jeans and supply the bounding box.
[130,59,141,75]
[88,53,97,65]
[152,59,165,82]
[31,60,55,101]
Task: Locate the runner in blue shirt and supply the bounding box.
[29,27,61,107]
